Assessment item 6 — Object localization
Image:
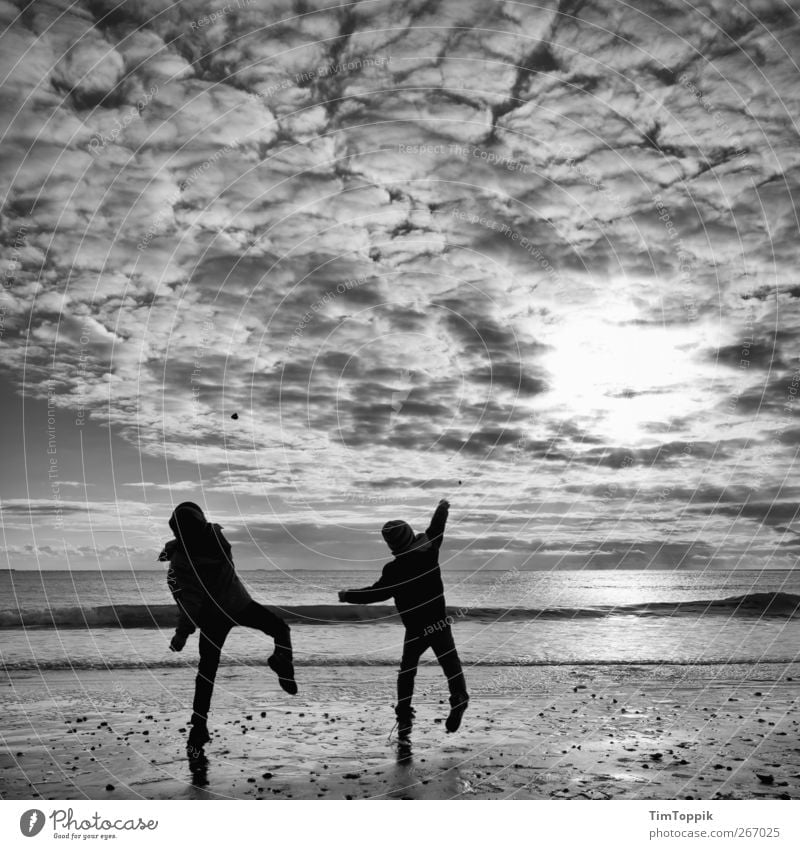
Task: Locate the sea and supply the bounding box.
[1,569,799,671]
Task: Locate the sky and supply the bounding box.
[1,0,800,572]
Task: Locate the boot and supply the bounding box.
[268,648,298,695]
[187,719,210,755]
[395,705,415,742]
[445,691,469,733]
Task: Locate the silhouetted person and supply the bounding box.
[338,499,468,742]
[158,502,296,752]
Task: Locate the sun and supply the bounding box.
[539,314,706,443]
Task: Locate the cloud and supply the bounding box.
[700,500,800,528]
[0,500,92,516]
[121,480,202,490]
[2,543,152,558]
[2,0,799,568]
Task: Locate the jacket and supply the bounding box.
[341,502,449,633]
[159,523,253,637]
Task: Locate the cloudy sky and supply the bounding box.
[1,0,800,572]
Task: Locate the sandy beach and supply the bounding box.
[2,663,798,800]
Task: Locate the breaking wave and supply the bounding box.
[1,592,798,630]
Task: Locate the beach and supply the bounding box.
[2,663,799,800]
[3,569,799,800]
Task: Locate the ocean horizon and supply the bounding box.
[3,568,798,671]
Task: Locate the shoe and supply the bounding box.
[395,706,415,742]
[445,692,469,733]
[187,721,210,755]
[268,650,298,695]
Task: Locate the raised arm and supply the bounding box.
[338,567,395,604]
[425,499,449,551]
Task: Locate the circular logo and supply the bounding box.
[19,810,45,837]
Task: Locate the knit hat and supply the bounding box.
[381,520,416,555]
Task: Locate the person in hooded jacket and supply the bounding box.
[337,499,468,741]
[158,502,296,752]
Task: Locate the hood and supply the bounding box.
[169,502,210,554]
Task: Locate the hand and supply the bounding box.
[337,590,348,603]
[169,633,186,652]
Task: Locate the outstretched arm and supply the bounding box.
[157,539,178,562]
[425,499,449,551]
[338,567,394,604]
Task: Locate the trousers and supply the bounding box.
[396,626,467,715]
[191,601,291,724]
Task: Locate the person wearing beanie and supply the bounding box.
[337,499,469,743]
[158,502,297,754]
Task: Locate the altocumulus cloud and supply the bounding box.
[2,0,800,569]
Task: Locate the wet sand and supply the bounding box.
[1,664,799,800]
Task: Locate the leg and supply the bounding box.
[430,626,467,697]
[236,601,291,654]
[397,631,428,717]
[236,601,296,694]
[430,626,469,732]
[191,619,231,729]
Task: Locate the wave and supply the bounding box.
[0,604,401,629]
[1,592,798,630]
